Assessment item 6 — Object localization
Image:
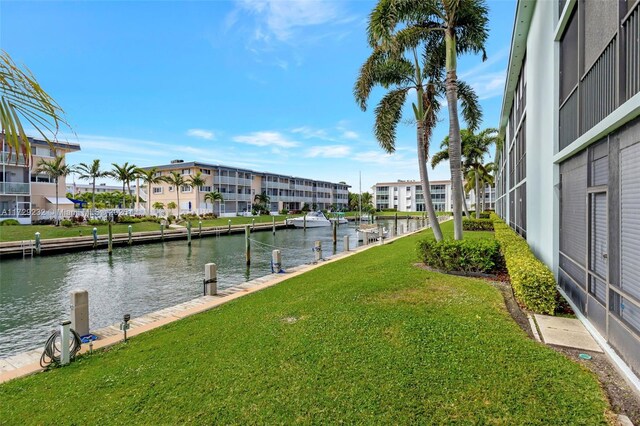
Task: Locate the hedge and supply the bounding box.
[492,214,557,314]
[463,218,494,231]
[417,238,502,274]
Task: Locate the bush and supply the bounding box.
[492,214,557,314]
[71,215,85,224]
[88,219,108,226]
[463,218,494,231]
[417,238,502,274]
[468,211,490,219]
[0,219,20,226]
[61,219,74,227]
[381,208,397,212]
[116,215,142,223]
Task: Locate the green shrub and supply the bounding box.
[61,219,74,227]
[0,219,20,226]
[116,215,142,223]
[87,219,108,226]
[463,218,494,231]
[417,238,502,274]
[492,214,557,314]
[468,211,490,219]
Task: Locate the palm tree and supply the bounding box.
[188,171,207,213]
[164,171,189,219]
[360,192,373,210]
[111,162,137,209]
[433,128,498,218]
[152,201,165,215]
[136,167,165,216]
[357,0,484,240]
[75,159,110,218]
[167,201,177,217]
[204,191,224,216]
[36,156,74,225]
[253,192,270,214]
[431,135,470,217]
[1,51,72,165]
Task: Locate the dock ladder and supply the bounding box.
[21,240,34,257]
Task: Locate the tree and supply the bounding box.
[253,192,271,214]
[164,171,188,219]
[167,201,177,216]
[466,161,496,212]
[204,191,224,216]
[75,159,110,218]
[1,51,72,165]
[152,201,165,214]
[111,162,137,209]
[188,171,206,213]
[357,0,485,240]
[360,192,373,210]
[136,167,166,216]
[36,156,73,225]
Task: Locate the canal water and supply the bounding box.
[0,220,423,358]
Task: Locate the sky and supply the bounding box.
[1,0,516,192]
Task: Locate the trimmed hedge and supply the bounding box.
[492,214,557,314]
[0,219,20,226]
[417,239,502,274]
[463,218,494,231]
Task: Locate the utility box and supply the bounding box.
[70,290,90,337]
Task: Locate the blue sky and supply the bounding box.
[1,0,515,192]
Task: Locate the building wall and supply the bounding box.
[373,180,475,212]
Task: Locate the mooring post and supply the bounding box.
[70,290,89,337]
[204,263,217,296]
[187,221,192,246]
[198,220,202,237]
[272,216,276,235]
[303,214,307,230]
[34,232,41,255]
[394,213,398,232]
[128,225,132,245]
[343,235,349,252]
[314,240,322,262]
[107,222,113,255]
[245,225,251,265]
[92,227,98,248]
[252,218,255,230]
[332,220,337,245]
[60,320,71,366]
[271,249,282,273]
[228,219,231,234]
[160,223,165,241]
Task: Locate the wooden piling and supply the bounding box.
[108,223,113,255]
[245,225,251,265]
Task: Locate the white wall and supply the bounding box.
[524,0,557,269]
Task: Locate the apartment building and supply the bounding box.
[495,0,640,378]
[1,137,81,224]
[66,182,136,195]
[372,180,477,212]
[144,160,349,215]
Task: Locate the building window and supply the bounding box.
[153,187,163,194]
[30,174,52,183]
[168,186,174,192]
[200,186,212,192]
[200,169,211,175]
[181,169,191,175]
[154,171,162,177]
[181,185,192,193]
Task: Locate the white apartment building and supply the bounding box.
[373,180,480,212]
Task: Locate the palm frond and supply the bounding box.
[457,80,482,131]
[374,88,408,153]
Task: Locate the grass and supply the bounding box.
[0,216,299,242]
[0,221,609,424]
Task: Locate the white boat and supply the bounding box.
[357,224,388,241]
[287,211,331,228]
[329,213,349,225]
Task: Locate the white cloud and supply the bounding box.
[232,131,300,148]
[353,150,403,165]
[341,130,359,140]
[186,129,215,140]
[468,71,506,100]
[305,145,351,158]
[291,126,332,140]
[236,0,346,41]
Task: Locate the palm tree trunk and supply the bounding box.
[475,167,480,219]
[121,182,126,209]
[461,177,470,217]
[92,177,96,220]
[417,121,443,241]
[147,183,152,217]
[127,181,132,209]
[177,192,180,219]
[445,27,463,240]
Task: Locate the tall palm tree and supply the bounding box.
[36,156,73,225]
[204,191,224,216]
[254,192,270,212]
[111,162,137,209]
[165,171,189,219]
[188,171,206,213]
[357,0,483,240]
[433,128,497,218]
[75,159,110,218]
[1,51,72,165]
[136,167,166,216]
[360,192,373,210]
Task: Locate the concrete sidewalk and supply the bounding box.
[534,314,603,353]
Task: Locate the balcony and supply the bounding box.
[0,182,30,194]
[0,152,27,166]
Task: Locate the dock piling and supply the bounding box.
[272,216,276,235]
[332,220,337,245]
[34,232,41,255]
[314,240,322,262]
[187,221,192,246]
[228,219,231,234]
[245,225,251,265]
[128,225,132,245]
[271,249,282,273]
[343,235,349,252]
[160,223,165,241]
[198,220,202,237]
[70,290,89,337]
[204,263,217,296]
[92,227,98,248]
[107,223,113,255]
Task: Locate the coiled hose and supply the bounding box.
[40,328,82,368]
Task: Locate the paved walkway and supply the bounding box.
[534,314,603,353]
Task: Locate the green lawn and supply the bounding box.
[0,222,163,242]
[0,216,299,242]
[0,221,609,424]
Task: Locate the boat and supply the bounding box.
[287,211,331,228]
[357,224,388,241]
[329,212,349,225]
